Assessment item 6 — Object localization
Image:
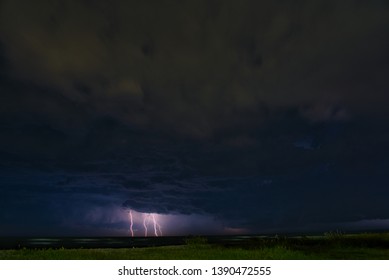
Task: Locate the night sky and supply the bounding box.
[0,0,388,237]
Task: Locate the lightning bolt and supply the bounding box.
[152,214,158,237]
[152,214,163,237]
[129,210,134,237]
[143,214,150,237]
[143,213,162,237]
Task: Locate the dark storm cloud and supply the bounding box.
[0,163,138,235]
[0,0,389,235]
[1,0,388,138]
[1,118,389,234]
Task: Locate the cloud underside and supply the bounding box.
[1,0,388,138]
[0,0,388,234]
[1,151,389,233]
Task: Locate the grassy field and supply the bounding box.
[1,233,389,260]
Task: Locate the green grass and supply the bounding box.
[1,233,389,260]
[0,245,309,260]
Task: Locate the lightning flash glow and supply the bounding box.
[125,209,163,237]
[143,214,150,237]
[129,210,134,237]
[152,214,163,237]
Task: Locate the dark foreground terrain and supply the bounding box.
[1,232,389,259]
